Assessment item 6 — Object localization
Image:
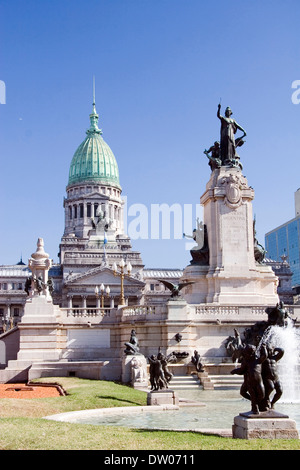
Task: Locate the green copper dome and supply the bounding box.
[68,103,121,189]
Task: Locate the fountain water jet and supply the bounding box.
[228,303,300,408]
[268,319,300,403]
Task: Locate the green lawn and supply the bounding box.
[0,377,299,450]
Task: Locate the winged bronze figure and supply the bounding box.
[158,279,195,298]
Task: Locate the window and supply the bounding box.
[87,204,91,217]
[79,204,84,218]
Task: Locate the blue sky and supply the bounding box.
[0,0,299,269]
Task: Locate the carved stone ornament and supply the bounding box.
[221,173,247,209]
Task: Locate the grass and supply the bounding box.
[0,377,299,450]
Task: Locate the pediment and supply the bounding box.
[86,192,110,201]
[64,265,145,288]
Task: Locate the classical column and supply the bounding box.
[5,303,10,330]
[67,295,73,315]
[96,294,101,312]
[82,296,87,315]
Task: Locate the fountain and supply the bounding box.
[229,303,300,438]
[232,303,300,405]
[268,319,300,403]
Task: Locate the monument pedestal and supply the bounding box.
[13,294,61,364]
[232,411,299,439]
[121,354,148,388]
[147,390,179,406]
[182,167,279,306]
[2,239,62,379]
[166,299,189,319]
[21,295,60,325]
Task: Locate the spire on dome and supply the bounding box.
[92,75,97,113]
[87,76,102,135]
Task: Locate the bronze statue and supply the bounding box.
[158,279,195,298]
[191,350,204,372]
[262,346,284,409]
[157,351,173,384]
[226,303,294,415]
[217,104,246,167]
[231,344,268,414]
[253,218,266,264]
[148,354,168,390]
[204,141,222,170]
[47,278,54,296]
[24,277,32,296]
[184,220,209,266]
[265,302,289,327]
[124,329,140,355]
[175,333,182,343]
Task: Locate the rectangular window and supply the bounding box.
[87,204,91,217]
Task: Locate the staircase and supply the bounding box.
[199,362,243,390]
[168,372,243,391]
[169,374,201,390]
[209,374,243,390]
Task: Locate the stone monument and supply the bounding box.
[22,238,58,323]
[121,329,148,387]
[2,239,61,381]
[18,239,61,358]
[229,304,299,439]
[181,104,279,306]
[147,349,179,406]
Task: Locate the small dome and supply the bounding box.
[68,103,121,189]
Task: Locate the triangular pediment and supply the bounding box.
[64,265,145,288]
[86,192,110,201]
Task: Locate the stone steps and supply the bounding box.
[169,372,243,391]
[209,374,243,389]
[169,374,201,389]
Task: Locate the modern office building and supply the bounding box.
[265,189,300,288]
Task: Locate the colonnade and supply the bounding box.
[66,294,131,314]
[64,200,123,237]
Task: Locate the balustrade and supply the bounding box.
[61,306,112,318]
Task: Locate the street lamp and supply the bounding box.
[95,284,110,313]
[113,259,132,306]
[100,283,111,309]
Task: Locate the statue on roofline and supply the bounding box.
[204,103,246,171]
[217,103,246,167]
